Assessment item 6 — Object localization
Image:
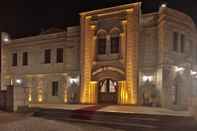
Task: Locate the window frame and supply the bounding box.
[52,81,59,96]
[12,53,18,67]
[44,49,51,64]
[173,32,179,52]
[56,48,64,63]
[22,52,28,66]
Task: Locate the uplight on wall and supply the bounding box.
[142,75,153,82]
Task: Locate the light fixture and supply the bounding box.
[174,66,185,72]
[142,75,153,82]
[161,3,167,8]
[69,76,79,85]
[16,79,22,84]
[4,38,9,42]
[191,70,197,75]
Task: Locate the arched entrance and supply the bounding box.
[97,79,118,104]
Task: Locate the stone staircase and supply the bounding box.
[33,107,197,131]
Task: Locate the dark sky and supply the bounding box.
[0,0,197,38]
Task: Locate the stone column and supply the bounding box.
[80,15,96,104]
[121,20,127,64]
[106,35,111,55]
[125,7,140,104]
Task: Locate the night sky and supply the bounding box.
[0,0,197,38]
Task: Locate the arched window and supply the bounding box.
[97,30,107,55]
[110,29,120,54]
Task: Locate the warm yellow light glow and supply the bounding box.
[38,95,43,102]
[126,8,134,13]
[28,96,32,102]
[91,25,96,30]
[64,88,68,103]
[28,88,32,102]
[37,79,44,103]
[86,16,92,20]
[122,20,127,25]
[119,81,129,104]
[81,81,96,104]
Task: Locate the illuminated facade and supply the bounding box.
[1,2,197,110]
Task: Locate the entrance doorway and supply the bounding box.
[98,79,118,104]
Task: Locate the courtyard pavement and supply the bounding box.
[0,111,122,131]
[30,104,191,117]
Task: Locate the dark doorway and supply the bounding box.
[98,79,118,104]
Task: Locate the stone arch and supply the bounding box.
[97,29,107,38]
[110,27,120,36]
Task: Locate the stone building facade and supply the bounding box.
[1,2,197,110]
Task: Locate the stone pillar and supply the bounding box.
[161,64,172,108]
[125,6,140,104]
[80,15,96,104]
[106,35,111,55]
[121,21,127,63]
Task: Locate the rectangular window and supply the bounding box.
[52,81,59,96]
[56,48,64,63]
[12,53,17,66]
[111,37,120,54]
[44,49,51,64]
[97,38,106,55]
[173,32,178,52]
[180,34,185,53]
[22,52,28,66]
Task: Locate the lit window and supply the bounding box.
[100,81,107,93]
[109,80,116,93]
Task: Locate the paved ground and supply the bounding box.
[0,111,29,124]
[0,111,122,131]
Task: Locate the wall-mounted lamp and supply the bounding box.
[161,3,167,8]
[174,66,185,72]
[69,76,79,85]
[191,70,197,76]
[142,75,153,82]
[16,79,22,84]
[3,38,9,42]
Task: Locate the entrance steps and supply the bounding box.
[32,106,197,131]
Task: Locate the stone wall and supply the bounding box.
[2,27,81,105]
